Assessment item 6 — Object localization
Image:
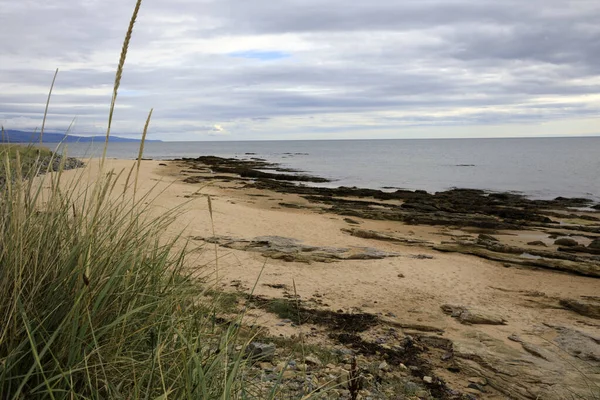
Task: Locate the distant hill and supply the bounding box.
[0,130,161,143]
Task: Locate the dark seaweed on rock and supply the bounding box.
[176,156,329,183]
[176,156,598,232]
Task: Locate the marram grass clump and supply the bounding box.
[0,148,261,399]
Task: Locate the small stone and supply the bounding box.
[423,375,433,384]
[398,273,405,278]
[416,390,429,398]
[378,361,389,371]
[305,355,322,366]
[259,362,273,371]
[246,342,276,361]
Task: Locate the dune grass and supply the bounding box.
[0,152,259,399]
[0,1,283,398]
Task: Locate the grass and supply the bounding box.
[0,143,53,181]
[0,1,289,398]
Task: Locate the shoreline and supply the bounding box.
[61,157,600,399]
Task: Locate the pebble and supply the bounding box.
[378,361,389,371]
[305,355,322,366]
[422,376,433,384]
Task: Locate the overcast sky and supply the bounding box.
[1,0,600,141]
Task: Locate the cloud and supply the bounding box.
[0,0,599,140]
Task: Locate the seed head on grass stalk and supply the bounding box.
[101,0,143,168]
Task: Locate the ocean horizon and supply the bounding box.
[51,136,600,202]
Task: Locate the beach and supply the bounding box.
[61,157,600,399]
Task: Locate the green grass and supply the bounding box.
[0,141,271,399]
[0,1,285,398]
[0,144,53,181]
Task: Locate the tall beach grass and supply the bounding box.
[0,1,278,398]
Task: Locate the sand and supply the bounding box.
[59,158,600,398]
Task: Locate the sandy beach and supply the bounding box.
[60,157,600,399]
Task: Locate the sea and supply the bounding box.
[50,137,600,202]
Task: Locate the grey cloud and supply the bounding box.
[1,0,599,139]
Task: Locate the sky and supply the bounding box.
[1,0,600,141]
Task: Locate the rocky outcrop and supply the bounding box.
[559,298,600,319]
[434,243,600,277]
[440,304,506,325]
[554,238,579,247]
[193,235,399,263]
[453,328,600,399]
[176,156,329,182]
[341,228,433,246]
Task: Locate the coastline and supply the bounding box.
[61,157,600,399]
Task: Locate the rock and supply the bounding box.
[434,243,600,277]
[441,304,506,325]
[559,298,600,319]
[259,362,274,371]
[194,235,400,263]
[527,240,547,247]
[422,376,433,384]
[245,342,276,361]
[554,238,579,247]
[453,331,599,399]
[468,382,486,392]
[477,234,499,243]
[341,228,433,246]
[415,390,430,398]
[304,355,322,367]
[468,377,487,386]
[343,218,361,225]
[378,361,389,371]
[463,388,481,396]
[551,325,600,362]
[520,342,553,361]
[589,238,600,249]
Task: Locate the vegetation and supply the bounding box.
[0,1,276,398]
[0,147,259,398]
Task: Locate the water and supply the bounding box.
[51,137,600,202]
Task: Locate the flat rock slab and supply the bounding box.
[453,328,600,400]
[341,227,433,246]
[559,298,600,319]
[441,304,507,325]
[194,235,399,263]
[434,243,600,277]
